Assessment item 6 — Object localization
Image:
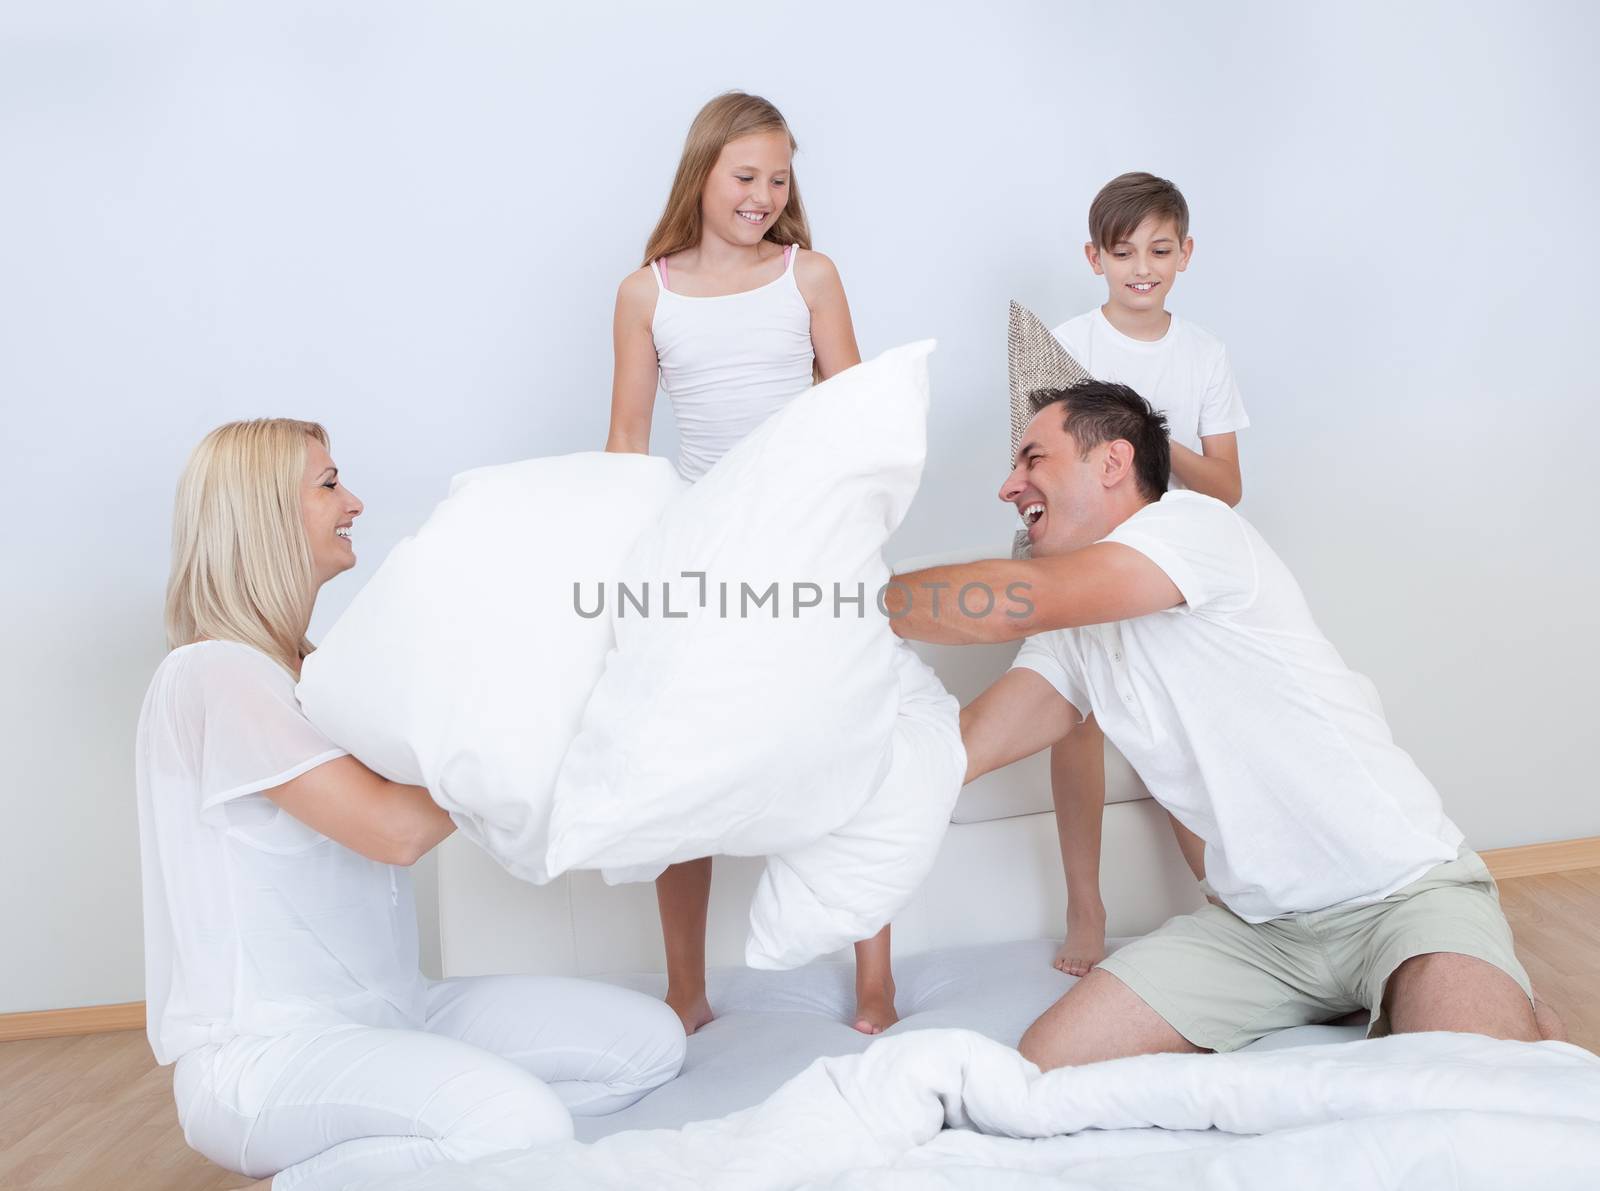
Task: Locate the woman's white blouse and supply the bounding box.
[136,641,428,1065]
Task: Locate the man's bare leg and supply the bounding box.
[1050,717,1108,976]
[1383,952,1539,1041]
[852,924,898,1034]
[656,858,715,1034]
[1019,968,1207,1070]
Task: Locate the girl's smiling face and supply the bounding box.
[699,130,792,247]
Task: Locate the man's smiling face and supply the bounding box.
[999,407,1116,557]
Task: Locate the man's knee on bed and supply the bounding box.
[1018,969,1205,1071]
[1381,951,1539,1042]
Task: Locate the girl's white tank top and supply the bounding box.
[651,244,815,481]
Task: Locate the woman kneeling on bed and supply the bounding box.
[136,419,685,1191]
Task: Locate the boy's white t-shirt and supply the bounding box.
[136,640,429,1065]
[1011,491,1463,923]
[1052,308,1250,474]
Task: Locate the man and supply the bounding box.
[888,380,1555,1069]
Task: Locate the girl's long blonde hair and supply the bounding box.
[642,91,812,266]
[164,418,327,674]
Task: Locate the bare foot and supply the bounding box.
[1534,996,1569,1043]
[1052,910,1107,977]
[852,979,898,1035]
[665,988,714,1035]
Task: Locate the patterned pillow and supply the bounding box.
[1007,300,1092,557]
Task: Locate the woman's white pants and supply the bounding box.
[172,974,686,1189]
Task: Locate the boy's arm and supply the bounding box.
[1169,432,1242,507]
[960,668,1081,784]
[887,543,1183,645]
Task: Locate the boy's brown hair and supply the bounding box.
[1088,172,1189,249]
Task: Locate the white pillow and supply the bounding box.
[297,453,687,883]
[745,644,965,968]
[545,341,938,876]
[301,341,962,969]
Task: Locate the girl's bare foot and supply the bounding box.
[853,977,898,1035]
[1052,907,1107,977]
[666,988,714,1035]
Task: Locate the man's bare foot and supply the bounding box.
[1052,909,1107,977]
[853,979,898,1035]
[1534,996,1569,1043]
[665,988,714,1035]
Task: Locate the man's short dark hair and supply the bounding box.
[1028,381,1170,502]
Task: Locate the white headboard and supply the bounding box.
[438,547,1204,978]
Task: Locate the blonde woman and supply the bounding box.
[137,420,684,1191]
[606,91,897,1037]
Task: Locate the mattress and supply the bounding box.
[580,936,1365,1140]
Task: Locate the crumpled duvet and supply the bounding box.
[362,1028,1600,1191]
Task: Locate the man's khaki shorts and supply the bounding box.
[1095,849,1533,1052]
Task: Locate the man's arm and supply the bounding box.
[888,542,1183,645]
[960,668,1082,784]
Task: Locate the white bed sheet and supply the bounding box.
[365,937,1600,1190]
[576,937,1364,1140]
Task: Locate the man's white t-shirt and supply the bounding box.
[1011,492,1463,922]
[136,640,429,1065]
[1052,308,1250,472]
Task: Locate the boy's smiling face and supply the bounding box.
[1086,215,1193,318]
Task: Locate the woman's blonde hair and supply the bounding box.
[164,418,328,674]
[642,91,812,266]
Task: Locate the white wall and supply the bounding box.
[3,0,1595,1013]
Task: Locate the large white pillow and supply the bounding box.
[297,453,687,883]
[745,644,965,968]
[545,341,938,876]
[300,341,962,969]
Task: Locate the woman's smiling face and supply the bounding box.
[300,436,363,588]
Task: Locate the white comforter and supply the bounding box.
[366,1029,1600,1190]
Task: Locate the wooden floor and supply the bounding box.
[4,868,1598,1191]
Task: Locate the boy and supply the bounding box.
[1048,172,1250,976]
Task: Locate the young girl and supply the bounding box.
[605,91,896,1037]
